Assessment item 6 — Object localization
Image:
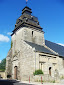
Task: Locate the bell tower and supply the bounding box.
[22,6,32,15]
[11,6,45,46]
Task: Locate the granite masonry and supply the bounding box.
[6,6,64,82]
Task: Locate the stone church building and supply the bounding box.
[6,6,64,81]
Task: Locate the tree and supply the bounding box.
[0,58,6,71]
[11,41,13,48]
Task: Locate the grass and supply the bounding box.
[35,80,55,83]
[0,69,5,72]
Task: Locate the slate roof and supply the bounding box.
[45,40,64,57]
[25,41,56,55]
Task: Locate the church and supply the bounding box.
[6,6,64,81]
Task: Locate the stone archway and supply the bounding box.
[14,66,17,79]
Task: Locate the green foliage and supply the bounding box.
[0,58,6,72]
[7,75,11,78]
[53,80,55,83]
[11,41,13,48]
[61,76,64,79]
[50,80,55,83]
[33,69,44,75]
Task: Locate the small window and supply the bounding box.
[32,31,33,37]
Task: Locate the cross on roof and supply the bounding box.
[26,0,28,5]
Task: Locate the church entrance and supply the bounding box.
[49,67,51,76]
[14,66,17,79]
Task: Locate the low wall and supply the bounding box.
[0,71,6,79]
[22,74,60,83]
[21,74,55,82]
[33,75,54,82]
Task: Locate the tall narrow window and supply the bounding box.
[32,31,33,37]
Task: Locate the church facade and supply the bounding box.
[6,6,64,81]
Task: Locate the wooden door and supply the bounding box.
[14,66,17,79]
[49,67,51,76]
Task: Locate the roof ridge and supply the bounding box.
[45,40,64,47]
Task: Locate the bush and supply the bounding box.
[7,75,11,78]
[33,69,44,75]
[53,80,55,83]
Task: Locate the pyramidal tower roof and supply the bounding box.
[22,6,32,15]
[11,6,43,36]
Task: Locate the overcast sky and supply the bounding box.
[0,0,64,61]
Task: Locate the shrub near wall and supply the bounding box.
[33,69,44,76]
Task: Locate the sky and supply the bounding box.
[0,0,64,61]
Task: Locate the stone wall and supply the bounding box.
[34,52,64,78]
[35,52,58,77]
[11,26,45,81]
[12,27,45,55]
[57,57,64,78]
[0,72,6,79]
[33,75,55,82]
[6,49,12,78]
[6,26,64,81]
[19,40,35,81]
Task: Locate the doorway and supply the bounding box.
[49,67,51,76]
[14,66,17,79]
